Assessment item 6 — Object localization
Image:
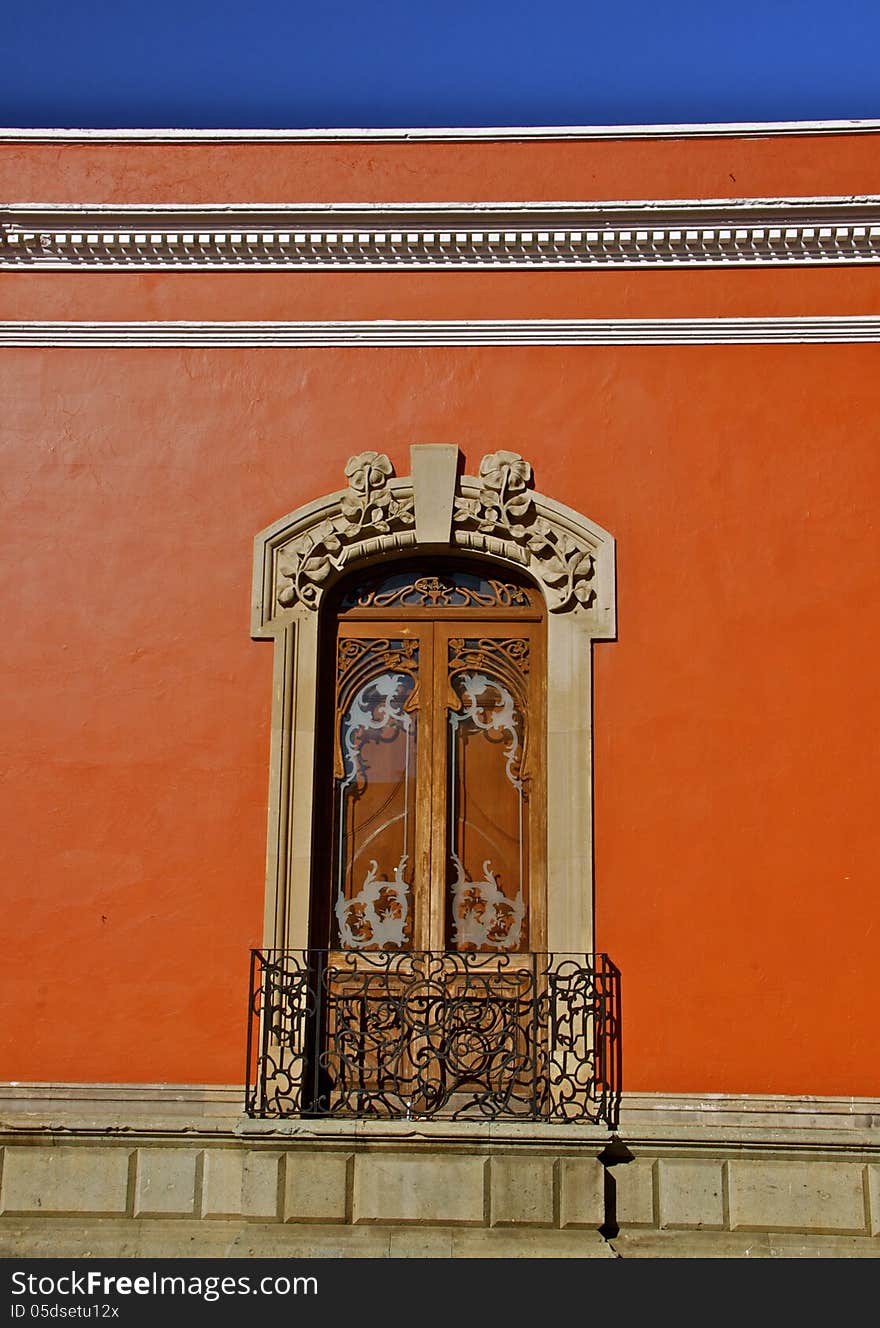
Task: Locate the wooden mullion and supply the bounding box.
[428,622,450,951]
[412,623,434,952]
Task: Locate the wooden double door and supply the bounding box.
[312,567,546,955]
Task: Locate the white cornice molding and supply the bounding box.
[4,197,880,270]
[3,318,880,347]
[2,119,880,143]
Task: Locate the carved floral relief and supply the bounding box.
[453,450,596,612]
[275,447,596,614]
[277,450,415,610]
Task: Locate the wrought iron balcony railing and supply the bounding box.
[246,949,620,1126]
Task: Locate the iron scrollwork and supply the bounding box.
[343,573,532,610]
[246,948,620,1126]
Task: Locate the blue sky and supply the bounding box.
[3,0,880,128]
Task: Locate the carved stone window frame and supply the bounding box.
[251,444,616,954]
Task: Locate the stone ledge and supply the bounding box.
[619,1091,880,1132]
[4,1084,878,1132]
[0,1218,614,1259]
[4,1114,879,1154]
[2,1215,876,1259]
[0,1112,612,1149]
[609,1230,880,1259]
[0,1083,243,1118]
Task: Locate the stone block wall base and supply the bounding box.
[2,1091,879,1258]
[610,1230,880,1259]
[0,1218,614,1260]
[3,1218,878,1259]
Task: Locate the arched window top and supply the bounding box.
[335,557,542,614]
[252,445,615,637]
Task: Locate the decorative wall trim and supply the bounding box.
[5,198,880,269]
[258,448,611,621]
[4,317,880,348]
[2,119,880,142]
[252,445,615,958]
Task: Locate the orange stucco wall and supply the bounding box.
[3,132,879,1094]
[3,130,880,202]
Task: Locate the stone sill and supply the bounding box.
[2,1084,879,1152]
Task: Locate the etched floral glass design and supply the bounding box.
[333,639,418,950]
[446,637,530,952]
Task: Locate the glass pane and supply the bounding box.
[340,568,533,610]
[334,638,418,950]
[446,637,530,952]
